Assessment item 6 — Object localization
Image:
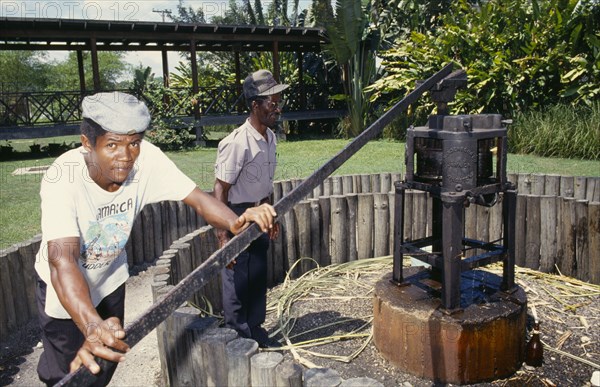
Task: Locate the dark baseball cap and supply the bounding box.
[243,70,289,99]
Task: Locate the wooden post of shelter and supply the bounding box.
[90,37,100,91]
[76,50,86,94]
[235,50,243,113]
[272,41,280,81]
[189,39,204,145]
[298,51,306,110]
[161,48,170,88]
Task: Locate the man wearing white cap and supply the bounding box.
[214,69,288,348]
[34,91,277,386]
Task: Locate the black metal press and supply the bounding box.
[392,70,518,310]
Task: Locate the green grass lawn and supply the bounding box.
[1,138,599,250]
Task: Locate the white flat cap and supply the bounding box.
[81,91,151,134]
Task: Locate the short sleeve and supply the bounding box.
[39,162,79,241]
[141,142,197,203]
[215,139,246,185]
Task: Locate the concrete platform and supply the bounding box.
[373,267,527,385]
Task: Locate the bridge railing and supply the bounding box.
[0,84,338,128]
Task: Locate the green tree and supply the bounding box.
[46,51,129,91]
[325,0,379,137]
[0,51,52,92]
[370,0,600,118]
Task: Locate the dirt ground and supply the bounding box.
[0,264,161,387]
[1,259,599,387]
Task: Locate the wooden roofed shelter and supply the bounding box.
[0,17,343,141]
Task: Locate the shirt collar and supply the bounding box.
[244,118,274,144]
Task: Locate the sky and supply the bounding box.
[0,0,312,80]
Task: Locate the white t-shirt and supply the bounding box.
[35,140,196,319]
[214,119,276,204]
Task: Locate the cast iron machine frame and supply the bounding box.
[392,71,518,311]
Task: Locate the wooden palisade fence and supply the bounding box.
[0,172,598,347]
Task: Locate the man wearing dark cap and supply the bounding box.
[214,69,288,348]
[34,91,277,386]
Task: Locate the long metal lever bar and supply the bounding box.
[55,62,453,387]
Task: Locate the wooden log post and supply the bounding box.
[530,173,545,195]
[0,254,17,332]
[587,177,600,201]
[464,203,477,258]
[371,173,381,193]
[476,205,491,244]
[489,199,503,244]
[514,194,527,267]
[558,198,577,276]
[575,200,589,282]
[560,176,575,197]
[161,202,172,249]
[517,174,532,195]
[6,247,29,324]
[170,307,201,386]
[151,203,164,262]
[381,172,392,193]
[200,327,239,386]
[198,228,222,312]
[588,202,600,285]
[180,201,192,234]
[294,200,314,274]
[226,338,259,387]
[330,195,348,265]
[283,202,298,278]
[251,352,284,386]
[388,191,396,256]
[331,176,343,195]
[539,196,558,273]
[525,195,541,270]
[373,193,390,258]
[319,196,332,267]
[171,242,193,282]
[322,177,332,197]
[342,175,354,194]
[18,236,40,319]
[403,190,414,242]
[544,174,561,197]
[412,191,427,240]
[154,285,175,385]
[425,193,433,238]
[507,173,518,188]
[168,201,180,246]
[0,267,7,340]
[304,368,343,387]
[360,174,371,194]
[309,199,322,266]
[312,181,323,199]
[272,220,285,285]
[275,359,303,387]
[186,318,220,386]
[357,194,374,259]
[132,214,145,266]
[346,194,358,262]
[352,174,362,193]
[574,176,587,199]
[142,206,156,263]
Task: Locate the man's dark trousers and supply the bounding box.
[221,203,270,343]
[36,277,125,387]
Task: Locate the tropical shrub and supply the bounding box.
[369,0,600,139]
